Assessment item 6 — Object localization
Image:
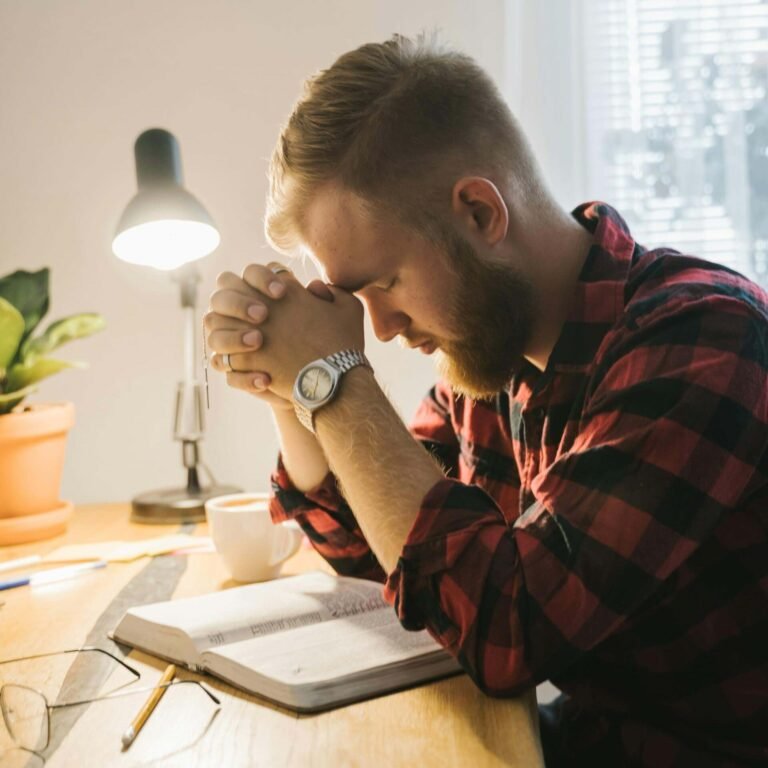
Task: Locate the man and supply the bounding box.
[204,35,768,766]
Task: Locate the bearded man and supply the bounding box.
[204,35,768,767]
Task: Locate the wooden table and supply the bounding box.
[0,504,543,767]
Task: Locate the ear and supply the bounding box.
[451,177,509,246]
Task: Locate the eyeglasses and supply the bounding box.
[0,647,220,755]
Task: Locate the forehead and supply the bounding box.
[301,184,402,288]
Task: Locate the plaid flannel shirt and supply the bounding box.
[270,202,768,766]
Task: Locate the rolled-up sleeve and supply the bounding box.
[383,479,512,644]
[269,454,387,582]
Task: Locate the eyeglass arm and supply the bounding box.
[0,647,141,681]
[46,679,221,711]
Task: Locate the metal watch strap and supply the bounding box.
[294,401,315,432]
[325,348,370,375]
[294,349,371,433]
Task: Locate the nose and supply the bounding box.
[364,297,409,343]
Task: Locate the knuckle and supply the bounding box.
[226,371,250,388]
[208,289,222,307]
[242,263,267,286]
[204,310,221,326]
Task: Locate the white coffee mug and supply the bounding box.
[204,492,303,582]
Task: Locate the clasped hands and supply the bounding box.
[203,263,366,409]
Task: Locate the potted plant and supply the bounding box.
[0,268,105,545]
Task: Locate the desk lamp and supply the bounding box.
[112,128,239,523]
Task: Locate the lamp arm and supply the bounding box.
[173,265,205,493]
[179,263,201,375]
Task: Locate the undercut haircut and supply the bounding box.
[265,33,548,254]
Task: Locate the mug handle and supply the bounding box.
[269,521,304,567]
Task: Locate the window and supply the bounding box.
[582,0,768,285]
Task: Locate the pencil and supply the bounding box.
[121,663,176,749]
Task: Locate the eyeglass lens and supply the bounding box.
[0,684,49,752]
[0,651,219,762]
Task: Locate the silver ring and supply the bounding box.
[267,261,292,275]
[221,353,233,373]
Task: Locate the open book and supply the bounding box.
[112,570,463,712]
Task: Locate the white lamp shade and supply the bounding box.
[112,182,220,270]
[113,129,220,271]
[112,219,220,270]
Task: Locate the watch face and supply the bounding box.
[299,366,334,402]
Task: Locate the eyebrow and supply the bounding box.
[328,275,377,293]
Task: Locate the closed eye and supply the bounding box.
[380,276,398,292]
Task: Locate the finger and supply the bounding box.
[215,271,253,291]
[209,350,259,373]
[208,288,270,324]
[203,311,253,333]
[241,262,297,300]
[208,328,263,355]
[217,269,285,303]
[306,279,335,302]
[225,372,292,410]
[225,370,272,393]
[210,271,273,322]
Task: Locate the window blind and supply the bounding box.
[581,0,768,284]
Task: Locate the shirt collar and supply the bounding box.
[543,201,640,374]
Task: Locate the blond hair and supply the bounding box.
[265,33,547,254]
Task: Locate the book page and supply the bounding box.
[120,571,388,654]
[205,607,457,688]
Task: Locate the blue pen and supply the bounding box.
[0,560,108,591]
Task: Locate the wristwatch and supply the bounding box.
[292,349,372,433]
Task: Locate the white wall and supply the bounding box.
[506,0,586,206]
[0,0,582,507]
[1,0,579,707]
[0,0,511,503]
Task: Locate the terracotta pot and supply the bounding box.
[0,401,75,545]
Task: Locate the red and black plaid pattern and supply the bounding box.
[270,202,768,766]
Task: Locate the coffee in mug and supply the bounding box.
[205,492,303,582]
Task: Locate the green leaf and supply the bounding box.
[0,268,49,343]
[0,296,25,372]
[6,358,84,391]
[21,313,106,363]
[0,384,37,415]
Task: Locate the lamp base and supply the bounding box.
[131,483,242,524]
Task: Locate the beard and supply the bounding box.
[433,232,534,400]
